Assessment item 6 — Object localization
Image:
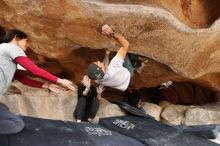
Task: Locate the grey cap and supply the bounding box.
[87,63,104,80]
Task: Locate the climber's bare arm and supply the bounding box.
[102,25,129,60]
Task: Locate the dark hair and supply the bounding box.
[1,29,27,43]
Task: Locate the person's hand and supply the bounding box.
[48,84,66,93]
[86,78,91,89]
[96,85,105,95]
[96,85,105,100]
[42,82,66,93]
[81,75,91,89]
[104,48,111,56]
[102,24,114,36]
[57,78,75,91]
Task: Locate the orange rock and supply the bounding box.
[0,0,220,96]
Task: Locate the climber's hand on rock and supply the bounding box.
[104,48,111,56]
[102,24,113,36]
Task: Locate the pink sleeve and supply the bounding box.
[15,56,58,83]
[14,70,43,88]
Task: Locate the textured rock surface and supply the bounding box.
[93,99,126,123]
[0,81,127,122]
[143,102,161,121]
[1,81,77,121]
[1,82,166,122]
[0,0,220,93]
[160,102,220,126]
[94,0,220,28]
[161,104,192,125]
[2,82,220,126]
[185,103,220,125]
[159,101,171,110]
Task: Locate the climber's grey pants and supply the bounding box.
[123,54,134,77]
[0,106,24,135]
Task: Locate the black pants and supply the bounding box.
[0,104,24,135]
[74,96,100,121]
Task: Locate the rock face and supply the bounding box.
[0,0,220,94]
[160,102,220,126]
[161,104,191,125]
[1,81,220,127]
[93,99,126,123]
[0,81,127,122]
[95,0,220,28]
[142,102,161,121]
[1,82,77,121]
[185,103,220,125]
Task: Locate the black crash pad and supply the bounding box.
[0,116,144,146]
[99,116,220,146]
[112,101,154,118]
[173,124,220,139]
[113,101,220,140]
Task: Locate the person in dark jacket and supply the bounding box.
[74,75,104,123]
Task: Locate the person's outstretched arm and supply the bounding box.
[14,70,43,88]
[15,56,58,82]
[103,48,110,68]
[102,25,129,60]
[14,70,65,93]
[15,56,75,91]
